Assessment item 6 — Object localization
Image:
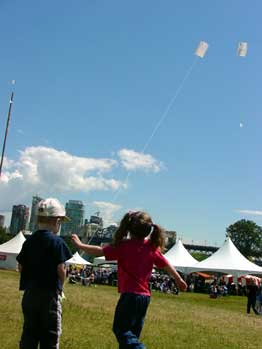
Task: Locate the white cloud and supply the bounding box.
[118,148,164,172]
[237,210,262,216]
[93,201,121,227]
[0,146,125,210]
[0,146,164,215]
[2,157,16,170]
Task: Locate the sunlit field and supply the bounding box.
[0,270,261,349]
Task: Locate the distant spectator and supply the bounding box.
[256,285,262,314]
[246,279,259,315]
[209,282,218,299]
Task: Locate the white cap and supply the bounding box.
[37,198,70,221]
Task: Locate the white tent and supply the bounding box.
[93,256,117,266]
[0,231,26,270]
[188,237,262,277]
[65,252,92,265]
[164,239,198,273]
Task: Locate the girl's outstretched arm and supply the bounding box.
[164,263,187,291]
[71,234,104,256]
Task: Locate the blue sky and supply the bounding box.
[0,1,261,245]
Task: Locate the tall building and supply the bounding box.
[61,200,84,236]
[90,214,103,227]
[10,205,29,235]
[29,195,43,232]
[0,215,5,227]
[80,213,104,239]
[81,222,100,239]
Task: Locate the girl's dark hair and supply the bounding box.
[112,211,165,251]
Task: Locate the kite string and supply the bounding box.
[112,56,199,204]
[142,56,199,153]
[87,56,200,245]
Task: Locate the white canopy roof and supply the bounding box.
[188,237,262,276]
[164,239,198,273]
[65,252,92,265]
[0,232,26,254]
[93,256,117,265]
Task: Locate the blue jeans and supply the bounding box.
[113,293,150,349]
[20,289,62,349]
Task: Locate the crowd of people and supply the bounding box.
[66,265,262,306]
[67,265,117,286]
[67,266,176,292]
[67,266,181,294]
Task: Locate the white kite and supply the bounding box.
[237,42,248,57]
[195,41,209,58]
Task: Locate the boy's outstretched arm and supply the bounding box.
[71,234,104,256]
[164,263,187,291]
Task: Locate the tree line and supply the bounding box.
[226,219,262,259]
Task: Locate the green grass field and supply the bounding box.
[0,270,261,349]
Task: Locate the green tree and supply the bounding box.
[191,252,209,262]
[0,226,9,244]
[226,219,262,259]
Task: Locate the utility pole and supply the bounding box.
[0,92,14,177]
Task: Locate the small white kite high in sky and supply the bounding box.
[237,42,248,57]
[195,41,209,58]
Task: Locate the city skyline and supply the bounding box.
[0,1,261,245]
[1,194,260,247]
[3,196,107,230]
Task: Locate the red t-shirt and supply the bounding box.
[103,238,168,296]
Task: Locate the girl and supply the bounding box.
[72,211,187,349]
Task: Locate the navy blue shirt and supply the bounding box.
[17,230,72,292]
